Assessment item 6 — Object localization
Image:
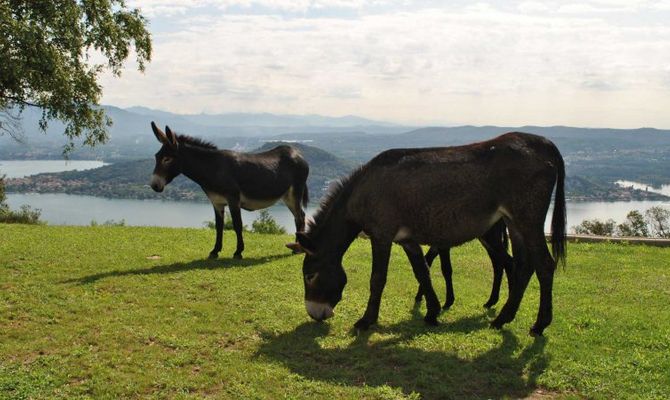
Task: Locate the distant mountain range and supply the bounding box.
[125,106,401,129]
[0,105,407,142]
[3,104,670,200]
[0,105,410,159]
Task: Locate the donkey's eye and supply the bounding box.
[162,157,173,164]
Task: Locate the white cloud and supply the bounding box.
[104,2,670,127]
[517,1,552,13]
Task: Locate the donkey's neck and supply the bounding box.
[313,204,361,260]
[179,146,229,188]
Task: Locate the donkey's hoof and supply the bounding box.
[442,303,452,311]
[414,293,423,303]
[353,318,374,331]
[208,252,219,259]
[233,253,243,260]
[424,315,439,326]
[529,325,544,337]
[444,299,455,309]
[490,321,504,330]
[483,301,496,309]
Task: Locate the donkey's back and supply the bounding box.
[232,145,309,201]
[348,132,564,248]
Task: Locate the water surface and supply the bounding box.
[6,193,315,231]
[0,160,106,178]
[4,160,669,233]
[6,192,668,233]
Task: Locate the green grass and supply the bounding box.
[1,224,669,399]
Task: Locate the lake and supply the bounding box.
[5,193,316,229]
[3,161,670,232]
[6,193,669,233]
[0,160,107,178]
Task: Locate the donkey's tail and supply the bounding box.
[301,185,309,207]
[551,151,567,267]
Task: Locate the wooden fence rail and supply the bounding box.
[545,234,670,248]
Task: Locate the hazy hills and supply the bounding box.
[5,142,355,202]
[126,106,400,129]
[3,104,670,199]
[3,104,670,162]
[0,105,409,159]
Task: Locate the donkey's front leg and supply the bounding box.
[354,239,392,331]
[403,242,441,326]
[228,204,245,259]
[209,206,224,259]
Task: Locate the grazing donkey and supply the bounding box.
[149,122,309,259]
[297,132,566,336]
[415,220,513,310]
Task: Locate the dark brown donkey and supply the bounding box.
[297,132,566,336]
[415,220,513,310]
[149,122,309,259]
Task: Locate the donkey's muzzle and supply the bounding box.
[305,300,334,321]
[150,174,166,192]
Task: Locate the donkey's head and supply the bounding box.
[150,121,181,192]
[297,232,348,321]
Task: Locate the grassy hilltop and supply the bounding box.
[1,224,669,399]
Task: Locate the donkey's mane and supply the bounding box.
[307,164,367,237]
[177,134,218,150]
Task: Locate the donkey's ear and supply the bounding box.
[296,232,317,255]
[164,125,179,149]
[151,121,169,145]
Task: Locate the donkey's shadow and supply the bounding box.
[255,315,548,399]
[61,252,293,285]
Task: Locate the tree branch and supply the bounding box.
[0,95,42,108]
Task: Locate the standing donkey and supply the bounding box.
[297,132,566,336]
[150,122,309,259]
[416,220,513,310]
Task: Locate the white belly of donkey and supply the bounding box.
[240,193,279,211]
[206,192,279,212]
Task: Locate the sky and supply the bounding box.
[99,0,670,128]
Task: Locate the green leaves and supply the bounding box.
[0,0,152,153]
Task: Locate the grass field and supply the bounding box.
[1,224,669,399]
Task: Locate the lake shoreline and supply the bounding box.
[6,192,669,232]
[7,189,670,205]
[3,160,670,231]
[4,159,670,203]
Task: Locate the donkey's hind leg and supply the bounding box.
[403,242,441,326]
[481,244,504,308]
[494,228,555,336]
[490,225,534,330]
[479,234,512,309]
[209,206,224,259]
[528,233,556,336]
[483,248,513,309]
[228,204,245,259]
[414,246,440,302]
[283,185,306,254]
[438,248,455,310]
